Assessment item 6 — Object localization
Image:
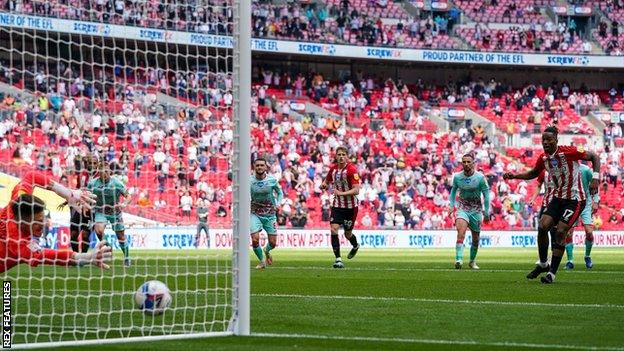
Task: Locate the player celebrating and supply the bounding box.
[449,153,490,270]
[88,162,132,267]
[320,146,361,269]
[503,126,600,283]
[1,170,112,273]
[564,163,599,270]
[250,157,283,269]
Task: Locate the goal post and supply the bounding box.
[0,0,251,347]
[231,0,252,337]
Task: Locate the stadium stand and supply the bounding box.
[1,0,623,231]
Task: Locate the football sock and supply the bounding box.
[585,239,593,257]
[550,254,563,275]
[81,233,90,253]
[331,235,341,258]
[252,245,264,262]
[455,243,464,262]
[537,228,550,264]
[71,240,80,253]
[469,245,478,261]
[118,241,129,258]
[565,243,574,263]
[348,234,358,247]
[265,242,273,253]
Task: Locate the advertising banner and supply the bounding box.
[40,227,624,249]
[2,12,623,68]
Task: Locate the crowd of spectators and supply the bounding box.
[458,20,591,54]
[2,0,624,54]
[1,0,624,232]
[454,0,552,24]
[251,2,457,49]
[3,58,624,229]
[1,0,234,34]
[594,19,623,55]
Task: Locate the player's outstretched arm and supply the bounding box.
[50,180,96,210]
[503,168,540,181]
[17,240,112,270]
[20,171,96,210]
[73,241,113,269]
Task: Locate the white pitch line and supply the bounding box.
[253,293,624,309]
[11,290,624,309]
[266,266,624,275]
[253,332,624,351]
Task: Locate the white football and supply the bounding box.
[134,280,172,315]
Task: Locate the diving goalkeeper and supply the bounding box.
[0,170,112,273]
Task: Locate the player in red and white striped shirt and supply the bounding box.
[504,126,600,283]
[321,146,361,268]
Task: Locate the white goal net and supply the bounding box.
[0,0,250,347]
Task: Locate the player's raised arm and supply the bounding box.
[18,171,96,210]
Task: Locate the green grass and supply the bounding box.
[6,248,624,350]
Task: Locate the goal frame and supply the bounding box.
[7,0,251,347]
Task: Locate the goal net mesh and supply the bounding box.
[0,0,242,346]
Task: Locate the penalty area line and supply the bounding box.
[252,332,624,351]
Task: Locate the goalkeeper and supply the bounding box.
[88,162,132,267]
[0,170,112,273]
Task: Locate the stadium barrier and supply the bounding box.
[42,227,624,250]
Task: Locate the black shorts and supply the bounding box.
[70,208,92,233]
[330,207,358,231]
[543,198,585,226]
[538,204,547,218]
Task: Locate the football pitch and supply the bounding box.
[11,248,624,351]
